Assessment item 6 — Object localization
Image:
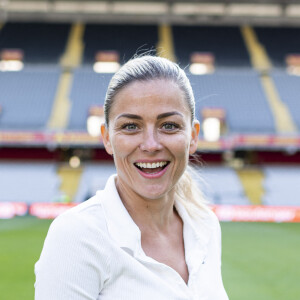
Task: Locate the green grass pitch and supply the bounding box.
[1,216,300,300]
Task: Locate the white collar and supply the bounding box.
[97,175,141,255]
[175,200,213,272]
[98,175,214,264]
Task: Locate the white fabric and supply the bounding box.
[35,175,228,300]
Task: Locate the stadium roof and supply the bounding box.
[1,0,300,25]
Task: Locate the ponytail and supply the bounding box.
[175,165,210,218]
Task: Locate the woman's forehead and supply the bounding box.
[111,79,188,112]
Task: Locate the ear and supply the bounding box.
[101,123,113,155]
[189,120,200,155]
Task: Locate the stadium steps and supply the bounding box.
[60,23,85,68]
[241,25,297,134]
[237,168,264,205]
[47,71,72,129]
[260,75,298,133]
[57,165,83,202]
[47,23,85,130]
[157,24,176,62]
[241,26,272,72]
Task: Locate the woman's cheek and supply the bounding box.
[165,134,190,153]
[112,135,140,156]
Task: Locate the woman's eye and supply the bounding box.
[122,123,138,131]
[162,123,179,131]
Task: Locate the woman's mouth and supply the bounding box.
[134,161,169,175]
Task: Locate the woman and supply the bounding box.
[35,55,228,299]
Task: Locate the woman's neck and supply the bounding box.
[115,177,178,233]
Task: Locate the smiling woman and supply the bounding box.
[101,79,197,202]
[35,56,229,300]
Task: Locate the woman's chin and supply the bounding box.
[136,185,172,201]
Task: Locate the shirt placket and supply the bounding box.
[186,246,207,300]
[135,251,193,299]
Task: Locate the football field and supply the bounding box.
[1,216,299,300]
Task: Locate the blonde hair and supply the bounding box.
[175,165,210,218]
[104,55,209,217]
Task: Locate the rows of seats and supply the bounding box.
[198,166,250,205]
[190,69,276,133]
[72,164,249,206]
[61,163,251,205]
[73,164,300,206]
[83,24,158,64]
[0,162,60,203]
[0,22,70,64]
[255,27,300,67]
[262,166,300,206]
[0,23,299,135]
[0,162,299,207]
[68,69,112,130]
[67,68,276,133]
[271,70,300,129]
[173,26,251,68]
[0,67,60,130]
[1,22,298,68]
[74,163,116,202]
[74,164,300,207]
[0,67,278,133]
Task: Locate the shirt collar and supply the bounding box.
[98,175,215,264]
[175,200,214,272]
[97,175,141,255]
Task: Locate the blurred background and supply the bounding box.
[0,0,300,299]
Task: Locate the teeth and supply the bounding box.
[135,162,168,169]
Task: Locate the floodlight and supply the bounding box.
[93,62,120,73]
[87,115,103,137]
[287,66,300,76]
[69,156,81,168]
[203,117,221,142]
[0,60,23,72]
[189,63,211,75]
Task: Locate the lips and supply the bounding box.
[134,161,169,174]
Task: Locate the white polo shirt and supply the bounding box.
[35,175,228,300]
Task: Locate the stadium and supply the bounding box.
[0,0,300,299]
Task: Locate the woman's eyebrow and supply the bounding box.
[157,111,184,120]
[116,111,184,120]
[116,113,142,120]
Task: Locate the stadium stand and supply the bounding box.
[57,165,83,202]
[157,24,176,62]
[173,25,251,68]
[262,166,300,206]
[67,70,277,133]
[237,168,264,205]
[83,24,158,64]
[0,22,70,64]
[241,26,298,134]
[0,67,61,130]
[1,21,300,211]
[254,27,300,67]
[197,166,250,205]
[271,70,300,129]
[67,69,112,130]
[74,163,116,203]
[48,23,85,130]
[189,69,276,134]
[0,162,60,203]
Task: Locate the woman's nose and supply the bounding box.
[139,129,163,152]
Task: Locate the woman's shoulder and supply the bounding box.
[35,194,111,298]
[191,204,220,229]
[47,194,109,244]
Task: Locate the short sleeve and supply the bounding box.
[35,212,110,300]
